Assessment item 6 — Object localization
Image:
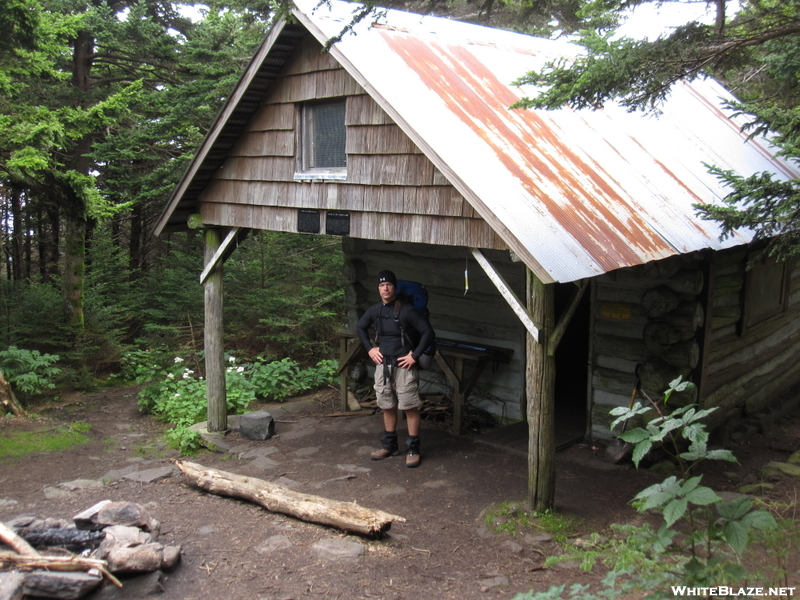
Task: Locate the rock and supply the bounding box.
[738,483,774,495]
[477,575,508,592]
[239,410,275,441]
[99,525,155,549]
[0,571,25,600]
[104,543,164,573]
[160,545,182,570]
[311,538,364,562]
[759,461,800,480]
[100,502,160,534]
[57,479,104,492]
[22,570,103,600]
[90,571,165,599]
[524,532,553,545]
[43,486,70,500]
[122,466,176,484]
[501,540,524,553]
[254,535,292,554]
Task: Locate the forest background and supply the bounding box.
[1,0,798,408]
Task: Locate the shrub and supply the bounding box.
[0,346,62,397]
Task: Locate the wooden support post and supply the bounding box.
[204,228,227,433]
[526,268,556,512]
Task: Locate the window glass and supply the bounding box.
[302,100,346,172]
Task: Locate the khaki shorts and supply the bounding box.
[374,364,423,411]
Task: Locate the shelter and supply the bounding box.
[155,0,800,509]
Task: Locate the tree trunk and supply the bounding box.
[175,460,405,537]
[10,187,24,281]
[526,269,556,512]
[63,215,85,331]
[204,228,226,432]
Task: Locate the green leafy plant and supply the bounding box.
[513,378,779,600]
[0,346,61,397]
[247,357,337,402]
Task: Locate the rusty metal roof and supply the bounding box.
[156,0,800,284]
[293,0,800,283]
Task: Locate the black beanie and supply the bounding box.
[377,270,397,287]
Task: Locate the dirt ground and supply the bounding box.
[1,385,799,600]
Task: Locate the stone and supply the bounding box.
[0,571,25,600]
[161,545,182,570]
[738,482,774,495]
[501,540,524,553]
[335,463,371,473]
[760,461,800,480]
[477,575,508,592]
[240,410,275,441]
[57,479,104,492]
[100,525,155,548]
[524,532,553,545]
[255,535,292,554]
[104,543,164,573]
[122,466,177,484]
[23,570,103,600]
[311,538,364,562]
[74,501,159,534]
[90,571,165,599]
[43,486,70,500]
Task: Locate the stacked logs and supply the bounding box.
[593,257,705,438]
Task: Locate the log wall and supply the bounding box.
[589,253,707,441]
[196,34,506,250]
[701,249,800,427]
[344,239,527,421]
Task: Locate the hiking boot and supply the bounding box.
[371,430,399,461]
[371,447,400,460]
[405,435,421,468]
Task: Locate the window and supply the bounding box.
[296,99,347,180]
[742,252,791,331]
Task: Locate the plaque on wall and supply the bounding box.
[297,209,320,234]
[326,211,350,236]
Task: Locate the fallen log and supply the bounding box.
[174,460,405,538]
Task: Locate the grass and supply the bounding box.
[485,502,583,544]
[0,422,92,459]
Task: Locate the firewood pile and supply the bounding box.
[0,500,180,600]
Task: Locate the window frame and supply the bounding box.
[294,99,347,182]
[740,250,791,334]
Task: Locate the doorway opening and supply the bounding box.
[553,282,591,449]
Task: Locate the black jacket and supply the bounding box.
[356,300,434,361]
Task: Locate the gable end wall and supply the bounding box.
[197,34,506,250]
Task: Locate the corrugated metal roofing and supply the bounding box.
[156,0,800,284]
[292,0,800,283]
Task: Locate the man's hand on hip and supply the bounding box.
[397,351,417,369]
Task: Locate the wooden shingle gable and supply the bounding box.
[184,30,504,248]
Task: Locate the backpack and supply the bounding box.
[376,280,436,369]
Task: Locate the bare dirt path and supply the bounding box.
[1,385,799,599]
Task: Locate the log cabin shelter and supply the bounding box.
[155,0,800,501]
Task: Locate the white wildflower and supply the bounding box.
[167,373,174,379]
[236,366,244,373]
[174,357,184,363]
[228,356,236,363]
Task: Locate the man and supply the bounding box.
[356,270,434,468]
